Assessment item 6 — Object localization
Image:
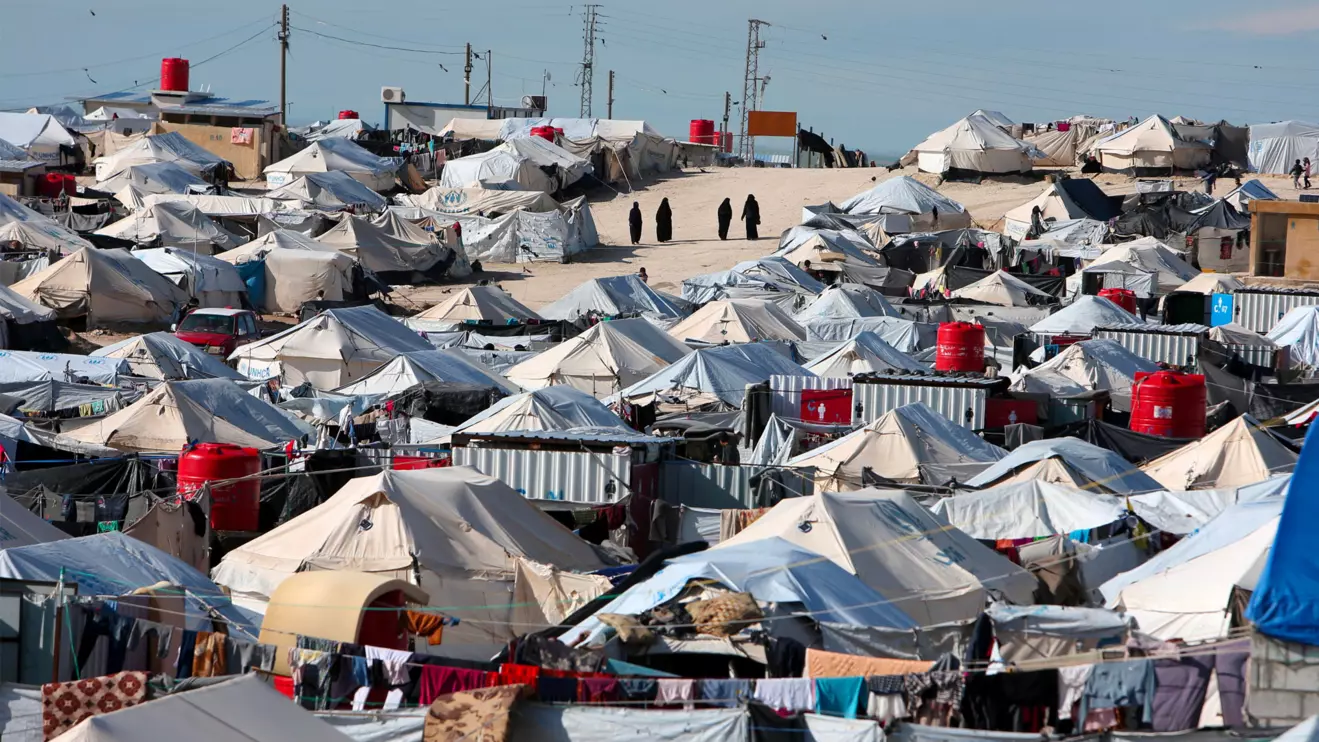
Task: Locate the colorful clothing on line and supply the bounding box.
[579,678,621,703]
[699,679,751,708]
[418,665,494,705]
[814,677,865,719]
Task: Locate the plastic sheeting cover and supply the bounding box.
[966,437,1163,492]
[931,480,1128,539]
[1248,422,1319,644]
[507,705,747,742]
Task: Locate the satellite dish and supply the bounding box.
[545,71,552,82]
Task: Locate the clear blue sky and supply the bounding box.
[5,0,1319,155]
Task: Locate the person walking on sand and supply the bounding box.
[628,202,642,245]
[1306,158,1313,190]
[1291,160,1304,190]
[741,194,761,240]
[655,198,673,243]
[717,198,733,240]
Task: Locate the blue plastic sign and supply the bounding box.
[1210,293,1234,327]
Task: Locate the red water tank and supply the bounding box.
[529,126,556,142]
[338,110,359,120]
[935,322,986,372]
[689,119,716,145]
[160,58,190,92]
[177,443,261,531]
[1130,371,1207,439]
[37,173,75,198]
[1098,288,1138,315]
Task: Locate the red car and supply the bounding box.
[173,308,261,358]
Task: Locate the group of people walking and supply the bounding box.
[628,195,761,245]
[1291,158,1312,190]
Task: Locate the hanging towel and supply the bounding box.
[698,679,751,708]
[656,678,696,708]
[814,677,865,719]
[753,678,815,713]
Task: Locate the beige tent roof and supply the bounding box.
[803,331,926,378]
[668,299,806,344]
[949,270,1052,307]
[63,378,312,453]
[1003,182,1091,237]
[412,285,541,325]
[506,317,691,398]
[1093,115,1211,170]
[437,118,506,140]
[216,230,356,314]
[1176,272,1245,295]
[787,402,1006,489]
[1025,128,1080,167]
[1207,321,1275,348]
[314,214,443,275]
[911,113,1035,174]
[11,247,188,326]
[715,489,1038,625]
[1089,238,1199,294]
[1141,415,1298,490]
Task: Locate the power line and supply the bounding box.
[290,26,466,55]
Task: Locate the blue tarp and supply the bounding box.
[1247,422,1319,644]
[235,258,266,308]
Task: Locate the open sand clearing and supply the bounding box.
[398,166,1298,312]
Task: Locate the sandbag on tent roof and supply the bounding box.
[681,257,825,305]
[93,131,229,181]
[617,342,814,408]
[1092,115,1211,172]
[97,161,210,197]
[1267,306,1319,368]
[1010,339,1158,401]
[540,275,686,321]
[949,270,1053,307]
[1102,498,1282,641]
[439,137,591,193]
[714,489,1037,626]
[408,285,541,331]
[804,331,926,377]
[91,331,244,381]
[932,480,1128,540]
[0,192,92,254]
[265,171,389,212]
[333,349,518,397]
[64,378,312,452]
[50,674,355,742]
[669,299,807,344]
[838,175,971,227]
[96,201,244,253]
[910,113,1036,175]
[1141,415,1298,490]
[264,138,399,191]
[12,247,188,326]
[216,230,358,314]
[315,214,445,276]
[794,283,902,321]
[132,248,246,308]
[230,305,431,389]
[1247,121,1319,175]
[1088,238,1199,294]
[448,385,634,440]
[560,535,921,646]
[507,318,690,398]
[1028,296,1141,337]
[788,402,1005,489]
[966,437,1163,493]
[0,112,77,162]
[1,493,69,550]
[0,531,254,634]
[1002,180,1122,240]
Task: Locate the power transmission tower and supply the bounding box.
[579,4,601,117]
[738,19,768,163]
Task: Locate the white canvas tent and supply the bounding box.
[93,131,228,181]
[0,350,128,385]
[1248,121,1319,175]
[91,332,245,381]
[1092,115,1212,172]
[788,402,1006,489]
[447,385,633,440]
[1267,306,1319,368]
[506,318,691,398]
[230,305,432,389]
[396,186,561,216]
[315,215,445,276]
[804,331,927,377]
[540,275,686,321]
[1003,182,1100,240]
[715,488,1038,626]
[1088,238,1199,294]
[1010,339,1159,400]
[407,285,541,331]
[1140,415,1298,490]
[1028,296,1141,337]
[265,171,389,212]
[681,257,825,306]
[216,230,357,314]
[668,299,807,344]
[11,247,189,326]
[0,112,77,162]
[966,437,1163,493]
[931,480,1128,540]
[616,342,814,409]
[96,201,245,253]
[264,138,398,190]
[212,467,606,657]
[910,114,1035,175]
[949,270,1053,307]
[299,117,373,142]
[132,248,247,308]
[1176,273,1245,295]
[793,283,901,321]
[0,192,93,254]
[439,137,591,193]
[332,349,518,396]
[63,378,312,452]
[97,161,210,197]
[1025,128,1082,167]
[838,176,972,229]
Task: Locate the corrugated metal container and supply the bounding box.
[1234,288,1319,333]
[1221,344,1287,372]
[769,375,852,419]
[451,447,631,504]
[658,461,814,509]
[1092,323,1206,369]
[852,374,1000,429]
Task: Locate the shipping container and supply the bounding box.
[1092,323,1206,369]
[657,461,815,509]
[1233,288,1319,333]
[769,375,852,419]
[451,447,633,504]
[851,373,1006,429]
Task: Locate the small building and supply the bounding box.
[1250,199,1319,279]
[381,87,544,134]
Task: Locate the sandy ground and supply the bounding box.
[398,166,1302,312]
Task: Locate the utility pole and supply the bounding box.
[278,4,289,126]
[607,70,614,119]
[464,43,472,105]
[739,19,768,164]
[486,50,492,112]
[722,91,731,151]
[579,4,600,117]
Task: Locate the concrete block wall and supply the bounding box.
[1250,632,1319,726]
